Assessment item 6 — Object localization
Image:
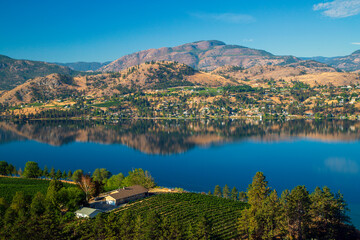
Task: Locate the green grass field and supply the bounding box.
[0,177,72,203]
[114,193,247,239]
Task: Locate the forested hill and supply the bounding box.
[0,55,76,90]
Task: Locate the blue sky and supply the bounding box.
[1,0,360,62]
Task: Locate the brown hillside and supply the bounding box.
[0,61,235,104]
[99,40,300,72]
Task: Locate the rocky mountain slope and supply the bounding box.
[0,55,75,90]
[55,61,111,72]
[100,40,300,72]
[212,61,360,87]
[0,61,234,104]
[303,50,360,72]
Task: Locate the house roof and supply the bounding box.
[75,207,100,216]
[108,185,148,200]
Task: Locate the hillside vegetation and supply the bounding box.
[100,40,300,72]
[0,55,75,90]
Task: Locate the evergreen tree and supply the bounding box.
[238,172,270,239]
[30,192,46,216]
[67,170,72,180]
[196,215,212,240]
[46,180,64,210]
[72,169,83,183]
[223,184,230,199]
[62,170,67,179]
[49,167,56,179]
[23,161,41,178]
[56,169,62,179]
[213,185,222,197]
[43,166,49,179]
[239,191,247,202]
[231,187,238,201]
[283,185,311,240]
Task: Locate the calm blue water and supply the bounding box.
[1,120,360,227]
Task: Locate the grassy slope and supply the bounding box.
[0,177,72,203]
[114,193,248,239]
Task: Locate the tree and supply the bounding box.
[46,179,64,209]
[239,191,247,202]
[223,184,230,199]
[238,172,270,240]
[72,169,83,183]
[0,161,9,175]
[62,170,67,179]
[10,191,30,214]
[56,169,62,179]
[30,192,46,216]
[49,167,56,179]
[262,190,285,239]
[283,185,311,240]
[231,187,238,201]
[92,168,111,184]
[213,185,222,197]
[309,186,350,239]
[122,169,155,189]
[104,173,124,191]
[43,166,49,178]
[67,170,72,180]
[23,161,41,178]
[78,175,96,201]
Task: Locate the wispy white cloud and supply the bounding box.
[352,42,360,45]
[313,0,360,18]
[190,12,255,24]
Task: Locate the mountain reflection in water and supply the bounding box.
[1,119,360,154]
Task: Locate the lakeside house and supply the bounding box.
[105,185,148,206]
[75,207,102,218]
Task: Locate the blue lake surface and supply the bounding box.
[1,119,360,228]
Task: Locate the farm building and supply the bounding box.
[75,207,102,218]
[105,185,148,206]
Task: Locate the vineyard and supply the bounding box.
[0,177,71,202]
[114,193,248,239]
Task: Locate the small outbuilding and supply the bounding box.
[75,207,102,218]
[105,185,148,206]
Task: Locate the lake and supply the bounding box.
[1,119,360,228]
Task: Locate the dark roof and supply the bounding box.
[108,185,148,200]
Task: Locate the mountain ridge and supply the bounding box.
[99,40,299,72]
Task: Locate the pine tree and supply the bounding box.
[62,170,67,179]
[214,185,222,197]
[56,169,62,179]
[223,184,230,199]
[238,172,270,239]
[43,166,49,179]
[231,187,238,201]
[49,167,55,179]
[283,185,311,240]
[67,170,72,180]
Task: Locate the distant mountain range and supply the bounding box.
[99,40,300,72]
[302,50,360,72]
[54,61,111,72]
[1,40,360,92]
[0,55,75,90]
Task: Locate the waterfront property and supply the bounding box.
[75,207,102,218]
[105,185,148,206]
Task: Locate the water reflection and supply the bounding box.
[1,119,360,154]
